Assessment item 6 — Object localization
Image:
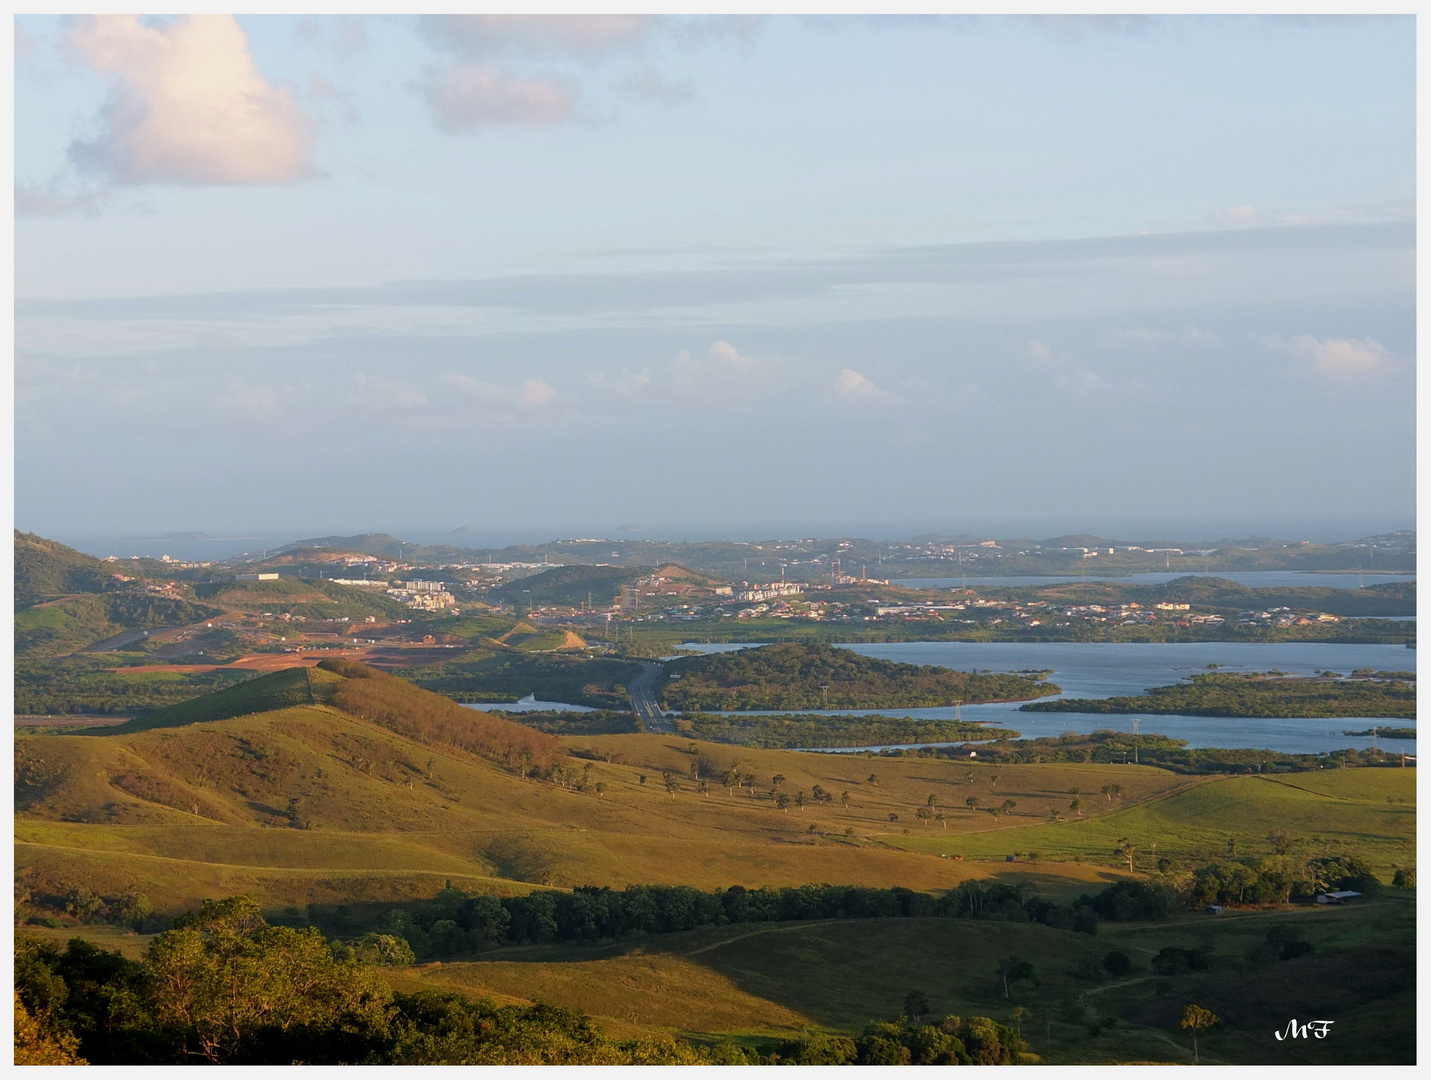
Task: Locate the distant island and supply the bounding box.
[658,641,1059,712]
[1343,726,1416,739]
[1022,671,1415,720]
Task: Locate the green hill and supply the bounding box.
[659,641,1060,711]
[192,577,413,620]
[15,531,117,610]
[107,666,344,732]
[15,592,222,660]
[492,565,647,608]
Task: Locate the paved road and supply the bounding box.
[627,662,672,732]
[79,628,151,653]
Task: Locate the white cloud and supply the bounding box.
[1109,326,1221,347]
[442,373,557,409]
[834,368,887,402]
[67,15,314,185]
[426,15,654,56]
[1268,335,1395,380]
[424,64,575,132]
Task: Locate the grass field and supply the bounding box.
[888,768,1417,877]
[390,895,1414,1064]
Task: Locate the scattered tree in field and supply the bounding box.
[1009,1005,1028,1046]
[966,796,980,811]
[698,779,709,798]
[996,956,1035,999]
[990,806,1003,819]
[888,812,899,822]
[1111,783,1124,800]
[794,791,806,812]
[1070,797,1083,817]
[1268,829,1291,854]
[594,782,606,796]
[776,793,791,813]
[722,770,738,796]
[690,760,700,779]
[927,794,937,807]
[903,991,930,1023]
[1101,784,1114,801]
[664,775,679,798]
[638,774,646,785]
[772,774,786,791]
[1116,838,1136,872]
[1001,799,1016,815]
[1180,1004,1219,1064]
[1102,950,1132,977]
[989,774,1000,789]
[916,807,932,825]
[935,812,946,829]
[841,790,851,811]
[867,773,879,786]
[1226,836,1240,856]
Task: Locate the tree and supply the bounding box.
[1179,1004,1218,1064]
[794,791,806,812]
[926,794,937,807]
[14,991,85,1064]
[902,991,930,1023]
[697,779,709,798]
[1069,797,1083,817]
[915,807,932,825]
[867,774,879,786]
[776,793,791,813]
[1009,1005,1028,1046]
[935,812,946,829]
[1110,784,1124,800]
[1102,950,1132,977]
[1001,799,1016,815]
[594,781,606,796]
[1115,838,1136,872]
[966,796,980,811]
[638,774,646,785]
[841,790,851,811]
[772,774,786,791]
[1100,784,1114,801]
[147,895,390,1063]
[1267,829,1291,855]
[664,776,679,798]
[996,957,1034,1000]
[1226,836,1239,856]
[989,774,1000,789]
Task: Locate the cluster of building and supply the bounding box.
[385,579,456,610]
[1237,608,1340,627]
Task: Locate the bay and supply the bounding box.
[678,640,1416,755]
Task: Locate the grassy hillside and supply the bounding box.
[15,659,258,717]
[492,564,647,609]
[15,592,223,660]
[106,666,343,732]
[14,531,116,609]
[889,768,1416,877]
[192,577,413,620]
[395,895,1413,1064]
[659,641,1059,710]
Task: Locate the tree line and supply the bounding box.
[13,895,1019,1065]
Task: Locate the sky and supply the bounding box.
[13,14,1417,550]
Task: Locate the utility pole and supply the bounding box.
[1132,718,1140,764]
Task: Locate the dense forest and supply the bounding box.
[659,642,1058,711]
[1023,671,1416,719]
[673,711,1016,748]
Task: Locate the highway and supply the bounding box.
[627,662,672,732]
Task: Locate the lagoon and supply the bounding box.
[678,640,1417,756]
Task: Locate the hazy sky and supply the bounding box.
[14,14,1416,546]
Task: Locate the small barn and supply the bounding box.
[1315,890,1363,904]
